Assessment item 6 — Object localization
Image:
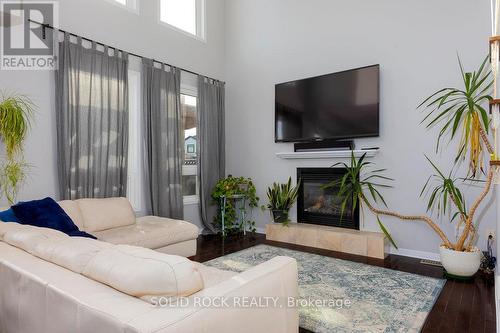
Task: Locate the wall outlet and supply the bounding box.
[487,229,496,241]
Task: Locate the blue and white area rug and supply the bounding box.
[204,245,445,333]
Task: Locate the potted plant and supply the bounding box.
[265,177,300,226]
[211,175,259,235]
[326,57,494,279]
[0,93,34,204]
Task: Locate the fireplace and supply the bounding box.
[297,168,359,230]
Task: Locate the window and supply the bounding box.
[127,68,145,212]
[182,93,199,203]
[107,0,138,13]
[160,0,205,40]
[126,68,200,209]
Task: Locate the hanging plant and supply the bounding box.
[0,93,34,204]
[211,175,259,234]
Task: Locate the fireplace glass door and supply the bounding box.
[297,168,359,230]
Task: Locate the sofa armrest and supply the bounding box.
[134,256,299,333]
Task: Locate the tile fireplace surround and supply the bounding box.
[266,223,389,259]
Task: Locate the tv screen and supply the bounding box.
[275,65,380,142]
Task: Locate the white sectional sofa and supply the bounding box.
[0,223,299,333]
[57,197,199,257]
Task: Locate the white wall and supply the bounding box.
[224,0,495,258]
[0,0,496,257]
[0,0,227,230]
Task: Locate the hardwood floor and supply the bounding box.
[192,233,496,333]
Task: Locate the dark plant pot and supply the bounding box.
[272,210,288,224]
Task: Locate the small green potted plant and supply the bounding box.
[265,177,300,226]
[211,175,259,234]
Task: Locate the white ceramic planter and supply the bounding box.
[439,246,482,278]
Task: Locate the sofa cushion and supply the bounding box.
[0,221,27,240]
[3,225,69,255]
[82,245,204,299]
[0,224,103,269]
[5,227,104,270]
[154,239,197,257]
[57,200,85,230]
[34,237,112,273]
[76,198,136,232]
[3,225,203,302]
[93,216,199,250]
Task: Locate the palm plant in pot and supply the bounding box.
[265,177,300,226]
[326,57,495,279]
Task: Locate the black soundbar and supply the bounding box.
[294,140,354,152]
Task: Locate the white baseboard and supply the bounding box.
[389,247,440,261]
[496,275,500,333]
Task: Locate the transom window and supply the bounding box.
[108,0,138,12]
[160,0,205,40]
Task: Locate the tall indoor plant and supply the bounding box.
[0,93,34,204]
[264,177,300,225]
[326,57,494,278]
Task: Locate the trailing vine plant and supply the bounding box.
[0,93,34,204]
[325,56,495,252]
[211,175,259,235]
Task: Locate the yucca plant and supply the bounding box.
[325,57,495,254]
[265,177,300,226]
[420,156,467,222]
[323,153,398,248]
[419,56,493,177]
[0,93,34,204]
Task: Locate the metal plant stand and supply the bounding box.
[220,194,247,237]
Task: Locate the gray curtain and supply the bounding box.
[197,77,225,233]
[55,33,129,200]
[142,59,183,218]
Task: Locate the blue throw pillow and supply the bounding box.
[0,208,19,223]
[11,197,96,239]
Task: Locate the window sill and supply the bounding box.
[183,196,199,206]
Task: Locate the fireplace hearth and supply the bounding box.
[297,168,359,230]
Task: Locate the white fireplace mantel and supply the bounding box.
[275,149,379,160]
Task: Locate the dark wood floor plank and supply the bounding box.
[454,279,475,332]
[422,281,454,331]
[469,278,485,333]
[194,233,496,333]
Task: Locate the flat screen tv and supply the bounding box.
[275,65,380,142]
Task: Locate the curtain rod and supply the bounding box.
[28,19,225,83]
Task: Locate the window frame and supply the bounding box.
[104,0,139,14]
[158,0,207,42]
[181,83,200,206]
